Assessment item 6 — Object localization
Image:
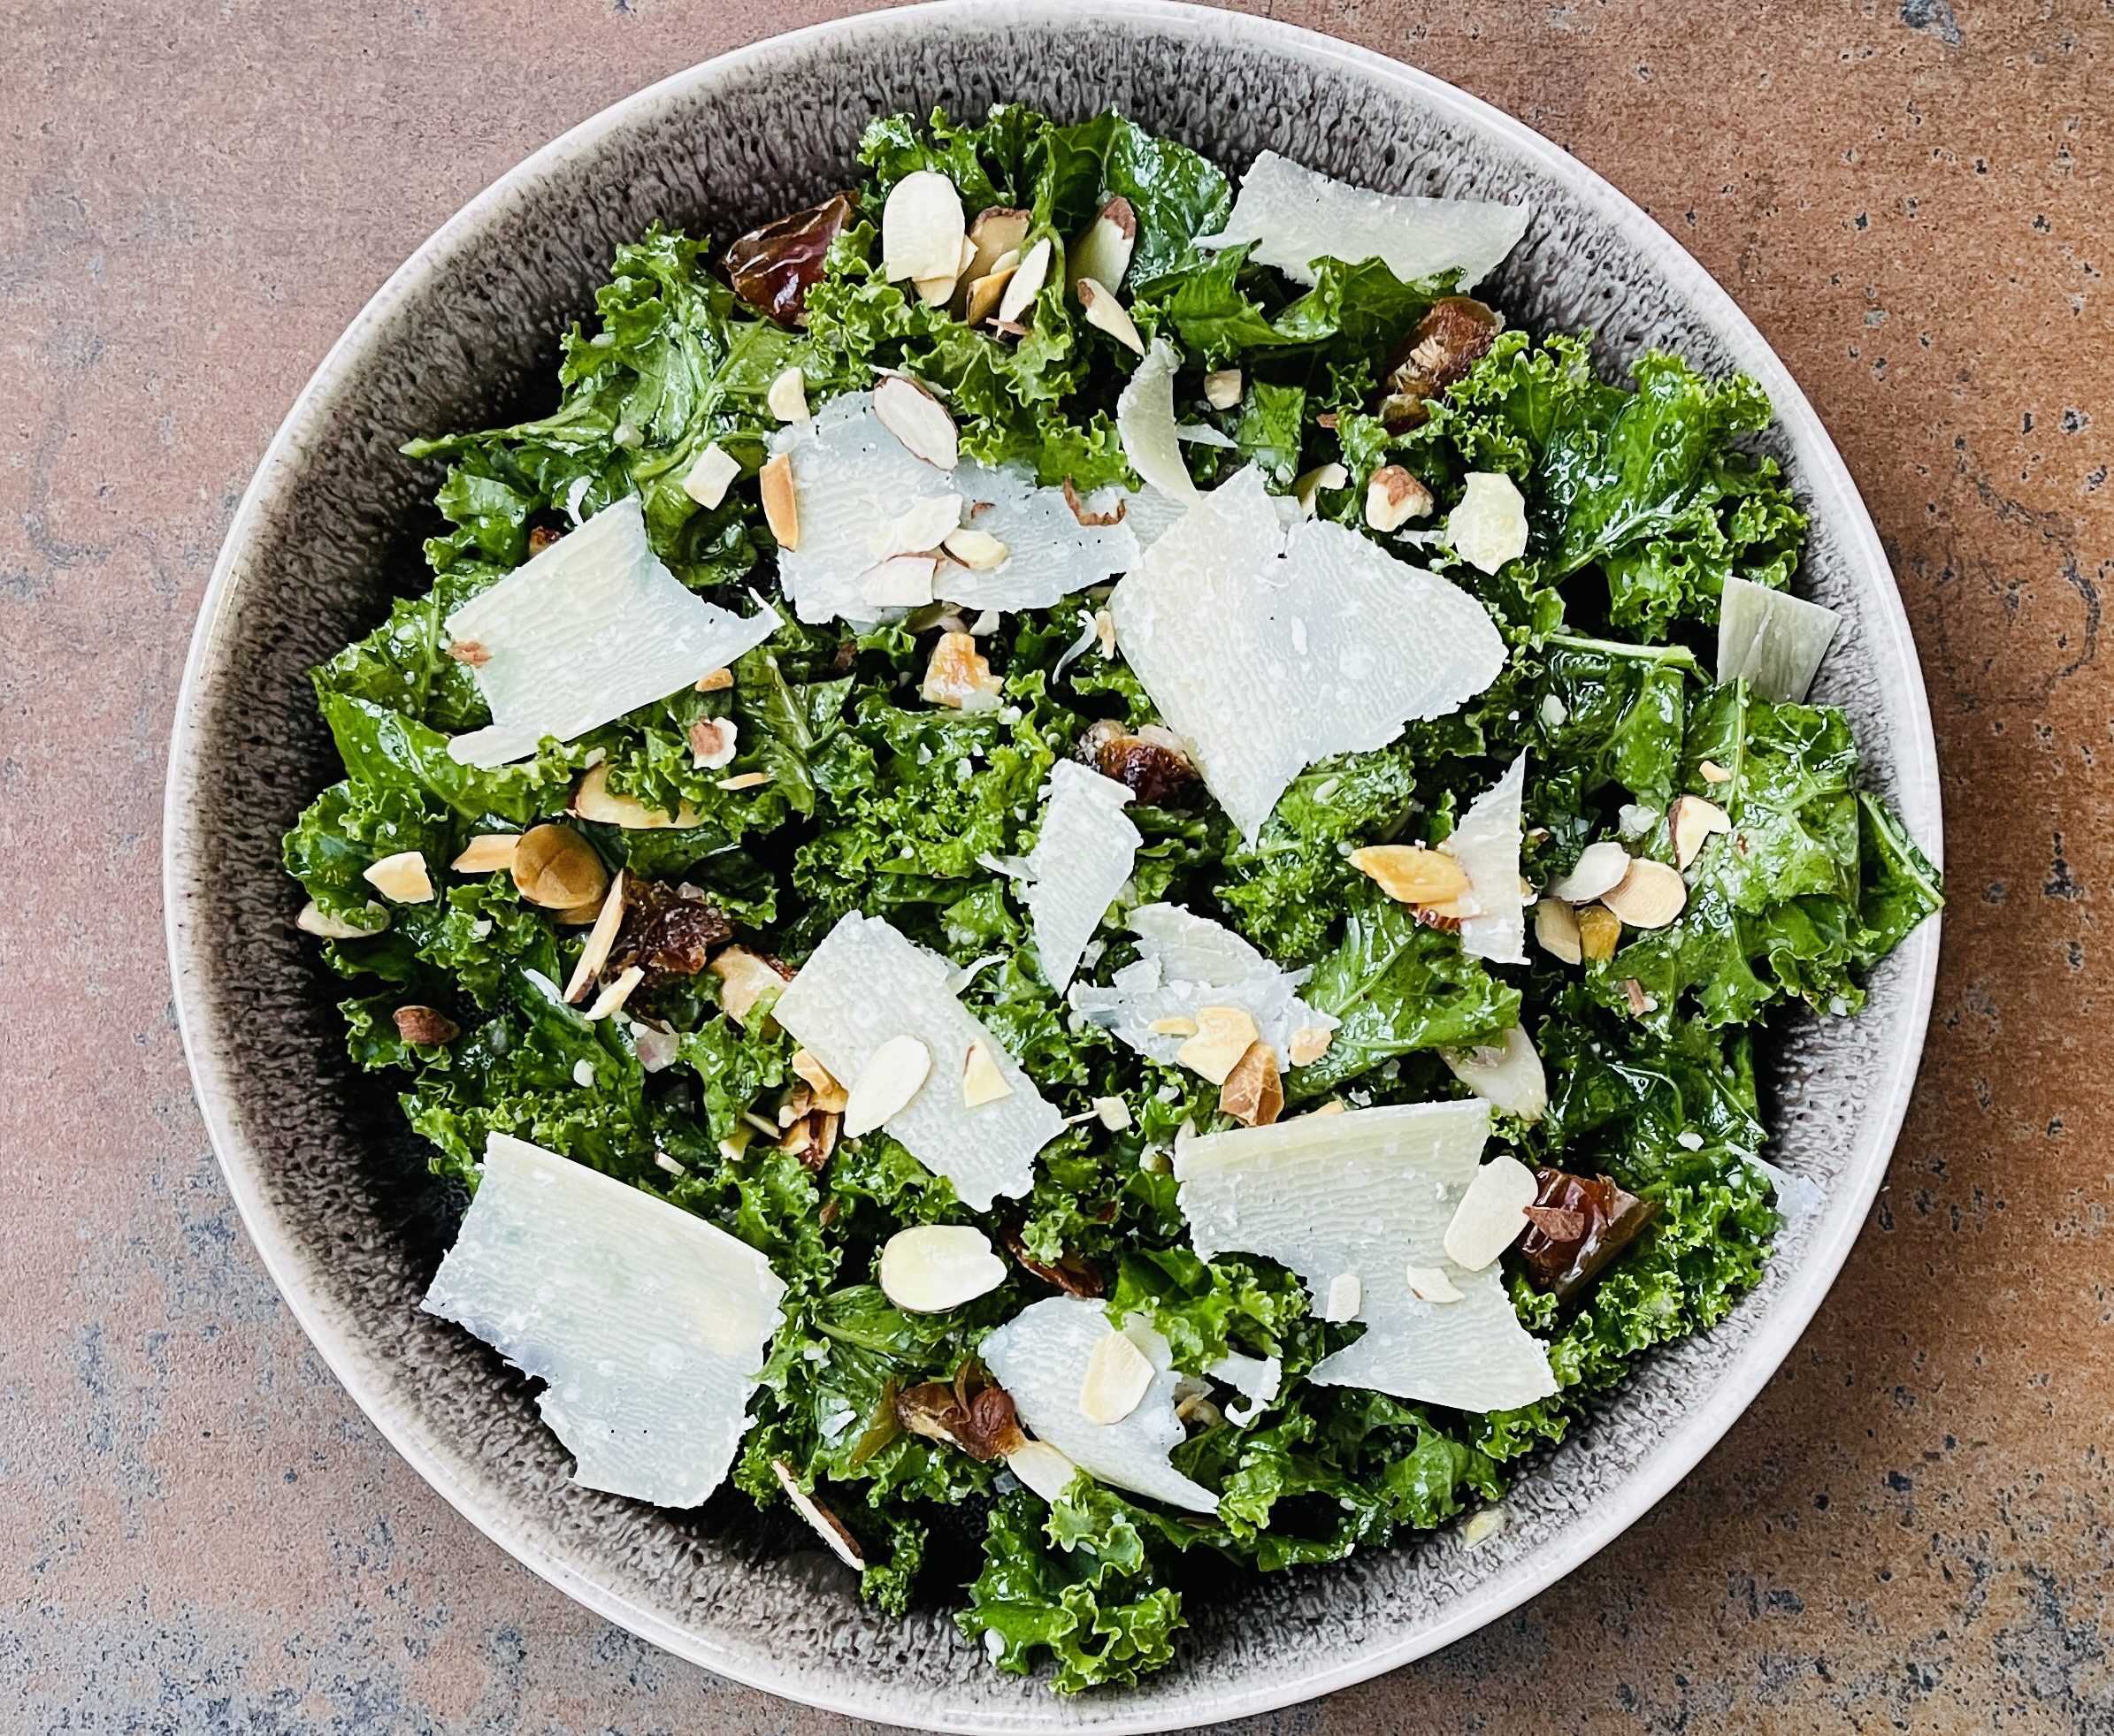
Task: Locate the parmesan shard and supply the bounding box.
[1114,339,1198,504]
[1023,761,1141,993]
[1441,753,1529,964]
[444,496,781,767]
[1175,1101,1558,1413]
[1070,903,1335,1070]
[771,395,1146,622]
[1110,467,1506,841]
[1717,574,1842,703]
[1207,1351,1283,1426]
[767,913,1061,1210]
[980,1298,1219,1513]
[1199,150,1530,290]
[421,1134,786,1507]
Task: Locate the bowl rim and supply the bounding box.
[165,3,1943,1729]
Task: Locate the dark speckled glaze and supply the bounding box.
[164,4,1942,1729]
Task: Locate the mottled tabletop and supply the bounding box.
[6,0,2108,1730]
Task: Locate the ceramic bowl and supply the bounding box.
[165,4,1942,1728]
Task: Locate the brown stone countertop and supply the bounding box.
[4,0,2108,1728]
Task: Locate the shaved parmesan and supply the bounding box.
[980,1298,1219,1513]
[771,395,1145,622]
[1175,1101,1557,1413]
[1115,339,1197,504]
[768,913,1061,1210]
[1445,471,1530,575]
[1071,902,1335,1068]
[1023,761,1140,993]
[1208,1351,1283,1426]
[421,1134,785,1507]
[1110,467,1505,840]
[1718,575,1842,703]
[1199,150,1529,290]
[1442,752,1528,964]
[444,496,781,767]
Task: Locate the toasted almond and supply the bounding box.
[583,965,645,1021]
[1307,1098,1347,1118]
[1150,1015,1199,1037]
[688,716,739,770]
[694,665,734,693]
[1349,844,1472,906]
[1442,1154,1539,1271]
[1068,195,1137,292]
[1546,839,1631,903]
[791,1048,850,1113]
[965,207,1031,284]
[1699,759,1733,784]
[1440,1025,1549,1121]
[563,869,627,1003]
[765,364,809,423]
[1092,1095,1131,1131]
[961,1040,1015,1107]
[770,1458,866,1571]
[1623,975,1651,1016]
[1535,898,1584,965]
[997,236,1053,325]
[1007,1439,1079,1503]
[363,850,433,905]
[759,451,799,549]
[295,899,388,939]
[881,168,966,283]
[877,1223,1008,1313]
[1576,904,1622,962]
[1292,462,1348,516]
[1461,1505,1509,1547]
[1076,276,1145,356]
[716,770,772,792]
[1203,368,1244,409]
[843,1034,932,1137]
[1094,608,1118,659]
[446,639,490,666]
[1176,1005,1261,1085]
[392,1005,459,1046]
[1601,857,1689,929]
[571,761,701,829]
[1061,478,1126,527]
[919,630,1003,710]
[450,833,520,875]
[1218,1040,1283,1127]
[963,264,1015,326]
[873,372,961,470]
[1078,1328,1154,1426]
[858,553,938,609]
[682,442,741,509]
[711,944,790,1027]
[1286,1025,1334,1067]
[1406,1264,1465,1304]
[870,493,965,559]
[913,271,959,306]
[1669,794,1733,868]
[1321,1272,1362,1323]
[1365,464,1435,532]
[941,527,1009,570]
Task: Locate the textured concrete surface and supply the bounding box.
[3,0,2107,1730]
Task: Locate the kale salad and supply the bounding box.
[283,105,1942,1693]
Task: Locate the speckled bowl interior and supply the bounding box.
[165,4,1942,1730]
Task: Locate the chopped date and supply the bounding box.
[722,191,856,326]
[615,881,737,985]
[1519,1167,1658,1303]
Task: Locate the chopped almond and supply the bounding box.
[759,452,799,549]
[1349,844,1471,906]
[1219,1040,1283,1127]
[1203,368,1243,409]
[791,1048,850,1113]
[1176,1006,1261,1085]
[1286,1025,1334,1067]
[1575,904,1622,963]
[392,1006,459,1045]
[919,630,1003,710]
[446,639,490,666]
[688,716,739,769]
[711,944,793,1027]
[694,665,735,693]
[363,850,433,905]
[1669,794,1732,868]
[1364,465,1434,532]
[450,833,520,875]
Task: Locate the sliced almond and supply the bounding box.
[873,373,960,470]
[682,442,741,509]
[571,762,702,829]
[295,899,388,939]
[1150,1015,1199,1037]
[870,493,965,560]
[1601,857,1688,929]
[392,1005,459,1045]
[1442,1153,1539,1271]
[1286,1025,1334,1067]
[688,716,739,770]
[1535,898,1583,965]
[1321,1272,1362,1323]
[1007,1440,1079,1503]
[363,850,433,905]
[919,630,1002,709]
[1078,1328,1154,1426]
[858,553,938,609]
[1076,276,1145,356]
[583,965,645,1021]
[1306,1098,1347,1118]
[1365,464,1435,532]
[563,869,627,1003]
[1576,904,1622,963]
[1623,976,1651,1016]
[1699,759,1733,784]
[1203,368,1244,410]
[450,833,520,875]
[1061,478,1126,527]
[759,451,799,549]
[765,365,809,423]
[694,665,735,693]
[1546,839,1631,903]
[996,235,1053,325]
[912,271,959,306]
[1440,1025,1549,1121]
[881,168,966,283]
[716,770,772,792]
[711,944,790,1027]
[965,207,1031,285]
[961,1040,1015,1107]
[1218,1040,1283,1127]
[1349,844,1471,906]
[877,1224,1008,1313]
[791,1048,849,1114]
[1406,1264,1465,1304]
[963,264,1015,327]
[1292,462,1347,516]
[1092,1095,1131,1131]
[1068,195,1137,293]
[770,1459,866,1571]
[941,527,1009,570]
[1669,794,1732,868]
[1176,1005,1260,1086]
[843,1034,932,1137]
[1094,608,1118,659]
[446,639,489,666]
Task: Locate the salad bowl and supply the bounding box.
[165,3,1942,1728]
